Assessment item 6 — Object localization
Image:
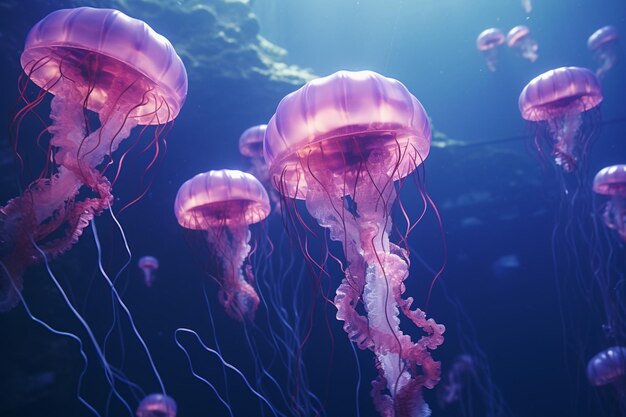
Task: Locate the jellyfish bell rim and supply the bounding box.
[476,28,505,51]
[20,6,188,125]
[264,70,431,200]
[593,164,626,195]
[174,169,271,229]
[239,124,267,157]
[587,25,619,51]
[518,66,603,122]
[506,25,530,47]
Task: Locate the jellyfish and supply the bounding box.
[136,393,177,417]
[239,124,281,211]
[0,7,187,311]
[507,25,538,62]
[476,28,505,72]
[519,67,602,172]
[239,124,269,183]
[174,169,270,321]
[264,70,445,417]
[437,354,475,409]
[593,165,626,242]
[588,26,619,79]
[138,256,159,287]
[587,346,626,386]
[521,0,532,13]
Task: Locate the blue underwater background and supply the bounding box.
[1,1,626,417]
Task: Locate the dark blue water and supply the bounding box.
[1,1,626,416]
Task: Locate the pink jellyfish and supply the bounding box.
[476,28,505,71]
[174,169,270,321]
[507,25,538,62]
[136,393,177,417]
[519,67,602,172]
[0,7,187,311]
[138,256,159,287]
[588,26,619,79]
[593,165,626,242]
[264,70,445,417]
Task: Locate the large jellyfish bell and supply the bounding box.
[476,28,505,71]
[588,26,619,79]
[0,7,187,311]
[507,25,538,62]
[264,70,444,417]
[593,165,626,242]
[519,67,602,172]
[174,169,270,321]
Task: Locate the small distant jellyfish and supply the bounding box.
[588,26,619,79]
[437,354,475,409]
[587,346,626,387]
[239,124,280,211]
[477,28,505,71]
[136,393,177,417]
[521,0,532,13]
[138,256,159,287]
[174,169,270,321]
[239,124,268,181]
[593,165,626,242]
[507,25,538,62]
[519,67,603,172]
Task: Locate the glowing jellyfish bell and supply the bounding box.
[519,67,602,172]
[587,346,626,387]
[138,256,159,287]
[593,165,626,242]
[264,70,444,417]
[588,26,619,79]
[174,169,270,321]
[507,25,538,62]
[136,393,177,417]
[0,7,187,311]
[476,28,505,71]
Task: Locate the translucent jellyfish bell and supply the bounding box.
[138,256,159,287]
[476,28,505,71]
[588,26,619,79]
[136,393,177,417]
[507,25,538,62]
[587,346,626,387]
[519,67,603,172]
[593,164,626,242]
[174,169,270,321]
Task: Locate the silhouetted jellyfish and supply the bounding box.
[174,169,270,321]
[588,26,619,79]
[519,67,602,172]
[136,393,177,417]
[264,70,445,417]
[593,165,626,242]
[0,7,187,311]
[476,28,505,71]
[507,25,538,62]
[138,256,159,287]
